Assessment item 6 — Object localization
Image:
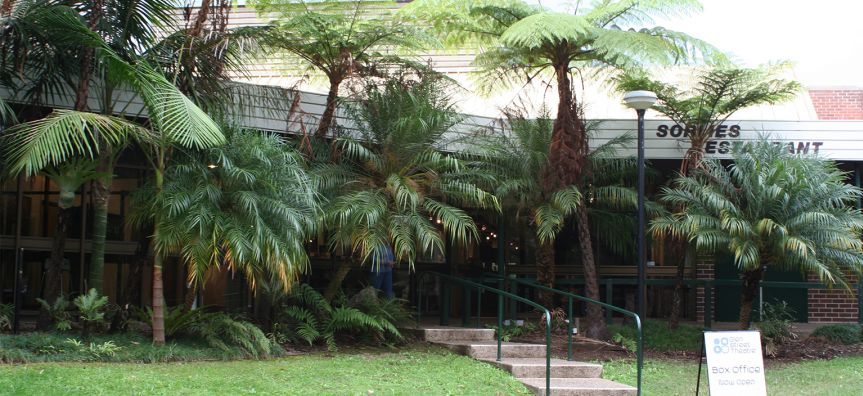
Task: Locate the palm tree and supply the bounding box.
[0,5,224,344]
[0,0,180,293]
[130,128,320,303]
[318,73,498,301]
[37,159,100,329]
[250,0,431,139]
[652,138,863,329]
[404,0,722,338]
[616,66,800,329]
[467,111,658,308]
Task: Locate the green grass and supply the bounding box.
[0,345,530,395]
[608,320,704,351]
[0,332,254,363]
[602,356,863,395]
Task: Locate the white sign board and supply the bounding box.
[590,120,863,161]
[704,331,767,396]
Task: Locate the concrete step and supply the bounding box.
[519,377,637,396]
[407,326,496,342]
[479,358,603,379]
[431,340,548,359]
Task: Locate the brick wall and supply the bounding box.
[694,256,715,323]
[807,272,859,323]
[808,89,863,120]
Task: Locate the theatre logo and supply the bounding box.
[655,123,825,155]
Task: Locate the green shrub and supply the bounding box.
[612,332,637,353]
[73,288,109,339]
[275,284,404,351]
[189,312,275,358]
[63,338,122,359]
[0,332,249,363]
[491,322,539,342]
[608,320,703,352]
[755,301,798,356]
[348,286,412,342]
[0,304,12,331]
[36,296,72,331]
[135,306,277,358]
[134,305,206,338]
[811,324,863,345]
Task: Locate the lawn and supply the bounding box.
[0,345,531,396]
[602,356,863,395]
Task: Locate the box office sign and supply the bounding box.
[704,331,767,396]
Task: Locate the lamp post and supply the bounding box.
[623,90,657,323]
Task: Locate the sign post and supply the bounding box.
[704,331,767,396]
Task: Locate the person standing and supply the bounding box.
[370,245,395,299]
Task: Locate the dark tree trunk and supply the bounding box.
[0,0,13,16]
[534,240,555,308]
[667,144,706,330]
[543,61,607,339]
[738,268,763,329]
[666,240,688,330]
[122,235,148,308]
[38,207,70,330]
[576,203,608,340]
[323,260,352,302]
[316,75,343,139]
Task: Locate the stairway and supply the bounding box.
[414,326,637,396]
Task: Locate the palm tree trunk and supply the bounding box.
[738,268,763,329]
[152,244,166,344]
[39,207,70,329]
[667,145,706,329]
[183,283,197,311]
[87,157,112,292]
[152,166,166,345]
[535,240,555,308]
[666,239,688,330]
[576,203,608,340]
[323,260,352,302]
[316,75,343,139]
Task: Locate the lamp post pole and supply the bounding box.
[636,108,647,322]
[623,90,657,324]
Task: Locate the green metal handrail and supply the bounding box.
[416,271,552,395]
[483,273,644,396]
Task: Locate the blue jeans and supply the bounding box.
[371,270,394,299]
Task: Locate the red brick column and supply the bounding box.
[807,272,859,323]
[695,256,715,323]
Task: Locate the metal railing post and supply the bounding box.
[476,290,483,328]
[497,292,503,361]
[462,287,471,327]
[605,278,614,324]
[441,281,450,326]
[509,278,517,322]
[636,315,643,396]
[858,281,862,325]
[567,296,574,361]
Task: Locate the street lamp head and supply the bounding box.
[623,90,658,110]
